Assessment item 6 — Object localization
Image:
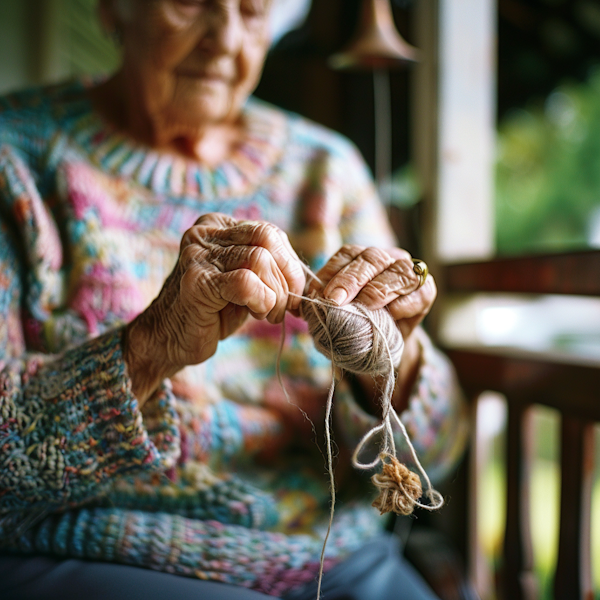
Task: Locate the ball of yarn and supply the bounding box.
[300,297,403,376]
[371,454,423,516]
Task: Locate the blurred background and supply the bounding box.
[2,0,600,598]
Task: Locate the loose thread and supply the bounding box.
[305,287,338,600]
[279,264,443,599]
[276,317,319,442]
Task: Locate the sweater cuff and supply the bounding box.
[26,328,180,506]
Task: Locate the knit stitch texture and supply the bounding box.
[0,79,468,595]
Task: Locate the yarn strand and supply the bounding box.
[281,264,443,599]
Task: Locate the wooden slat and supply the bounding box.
[469,394,495,598]
[445,348,600,421]
[501,404,538,600]
[553,417,594,600]
[441,253,600,600]
[445,250,600,296]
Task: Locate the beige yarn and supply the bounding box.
[371,453,423,516]
[300,295,404,376]
[283,268,444,599]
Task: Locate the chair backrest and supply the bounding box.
[442,249,600,600]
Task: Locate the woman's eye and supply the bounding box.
[241,0,267,18]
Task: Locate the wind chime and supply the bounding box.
[329,0,418,205]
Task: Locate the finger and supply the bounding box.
[355,259,422,309]
[321,247,416,307]
[217,268,278,321]
[243,220,302,274]
[210,243,290,324]
[313,246,412,289]
[204,221,306,311]
[179,258,279,326]
[310,245,365,295]
[193,212,239,231]
[180,213,240,255]
[386,276,437,326]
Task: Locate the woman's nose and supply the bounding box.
[202,4,243,55]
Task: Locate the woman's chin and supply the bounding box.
[166,91,235,128]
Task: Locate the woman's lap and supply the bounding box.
[282,534,439,600]
[0,556,272,600]
[0,535,439,600]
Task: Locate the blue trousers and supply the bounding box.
[1,534,439,600]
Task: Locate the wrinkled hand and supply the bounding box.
[124,213,306,405]
[308,245,437,412]
[308,245,436,338]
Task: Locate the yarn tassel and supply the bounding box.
[371,452,422,516]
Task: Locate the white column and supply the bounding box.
[437,0,496,262]
[413,0,497,265]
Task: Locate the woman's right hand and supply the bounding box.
[123,213,306,405]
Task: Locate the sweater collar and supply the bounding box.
[57,79,289,199]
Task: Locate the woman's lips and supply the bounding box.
[176,69,231,82]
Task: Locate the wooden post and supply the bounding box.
[501,402,538,600]
[553,417,594,600]
[412,0,496,270]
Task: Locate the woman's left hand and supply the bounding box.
[307,245,437,411]
[308,245,436,338]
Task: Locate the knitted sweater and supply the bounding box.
[0,79,468,596]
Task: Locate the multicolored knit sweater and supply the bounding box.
[0,79,468,596]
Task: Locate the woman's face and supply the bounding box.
[109,0,272,130]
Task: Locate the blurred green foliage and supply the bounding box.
[496,66,600,255]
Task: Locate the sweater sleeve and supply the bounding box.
[6,504,381,596]
[0,151,180,535]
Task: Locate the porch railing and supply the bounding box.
[442,249,600,600]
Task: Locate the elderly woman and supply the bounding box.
[0,1,467,599]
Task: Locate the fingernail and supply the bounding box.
[327,288,348,306]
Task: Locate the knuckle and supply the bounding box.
[254,220,276,239]
[359,247,393,272]
[360,281,388,304]
[180,226,197,249]
[233,267,254,290]
[240,221,282,249]
[392,256,413,272]
[248,245,269,268]
[374,271,409,296]
[194,212,236,228]
[180,244,202,267]
[196,271,219,302]
[391,259,417,284]
[221,270,250,306]
[339,244,364,260]
[193,214,212,227]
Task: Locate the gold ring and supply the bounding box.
[412,258,429,288]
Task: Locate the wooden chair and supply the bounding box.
[442,249,600,600]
